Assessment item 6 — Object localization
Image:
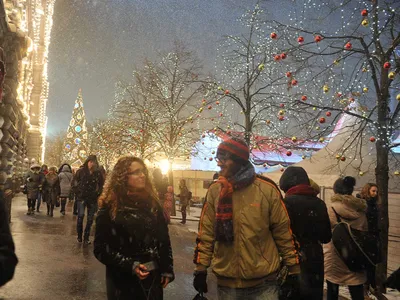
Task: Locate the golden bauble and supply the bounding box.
[363,87,369,93]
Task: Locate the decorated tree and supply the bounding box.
[263,0,400,293]
[63,89,89,167]
[44,131,66,167]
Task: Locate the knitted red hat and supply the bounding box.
[217,137,249,161]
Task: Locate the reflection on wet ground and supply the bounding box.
[1,194,218,300]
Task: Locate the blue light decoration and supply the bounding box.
[74,103,79,108]
[75,125,82,133]
[75,138,81,144]
[65,144,71,150]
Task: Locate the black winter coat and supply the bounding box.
[0,191,18,286]
[94,196,174,300]
[283,188,332,300]
[73,167,104,203]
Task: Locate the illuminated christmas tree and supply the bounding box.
[63,89,89,167]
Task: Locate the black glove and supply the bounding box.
[193,270,208,293]
[279,274,300,300]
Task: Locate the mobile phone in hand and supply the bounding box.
[141,261,157,272]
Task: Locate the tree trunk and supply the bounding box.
[244,111,251,145]
[375,142,389,296]
[168,161,176,216]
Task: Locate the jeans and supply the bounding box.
[217,281,279,300]
[73,200,78,214]
[326,281,364,300]
[27,198,36,210]
[76,201,97,240]
[36,192,42,210]
[60,197,67,213]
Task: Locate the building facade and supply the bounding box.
[0,0,55,193]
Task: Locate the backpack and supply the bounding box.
[331,207,378,272]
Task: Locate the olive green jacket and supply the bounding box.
[194,176,300,288]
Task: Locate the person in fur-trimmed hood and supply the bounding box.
[193,137,300,300]
[324,176,368,300]
[279,167,331,300]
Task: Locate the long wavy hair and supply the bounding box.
[360,183,378,200]
[98,156,158,220]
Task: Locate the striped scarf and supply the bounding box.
[215,162,255,243]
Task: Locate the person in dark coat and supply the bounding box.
[357,183,380,296]
[43,167,61,217]
[94,156,174,300]
[279,166,332,300]
[153,168,167,207]
[0,190,18,286]
[73,155,104,244]
[36,164,48,212]
[177,179,190,224]
[58,164,73,215]
[24,164,43,215]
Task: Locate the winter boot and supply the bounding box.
[27,208,31,215]
[50,205,54,217]
[47,204,50,216]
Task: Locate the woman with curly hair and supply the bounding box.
[93,156,174,300]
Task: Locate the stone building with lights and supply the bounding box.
[0,0,55,201]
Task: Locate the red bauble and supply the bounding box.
[345,42,352,50]
[326,111,332,117]
[270,32,277,39]
[202,134,205,138]
[286,71,292,77]
[319,117,326,123]
[286,151,292,156]
[274,54,281,61]
[337,92,343,98]
[280,103,285,108]
[349,97,355,102]
[216,101,220,105]
[297,36,304,43]
[209,157,213,161]
[224,90,230,95]
[301,95,307,101]
[370,136,376,142]
[280,168,285,172]
[291,79,298,86]
[314,35,322,42]
[361,9,368,16]
[219,113,223,117]
[384,62,391,69]
[280,53,287,59]
[278,115,285,121]
[202,142,205,145]
[263,163,267,167]
[208,105,212,110]
[340,156,346,162]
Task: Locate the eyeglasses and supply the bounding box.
[215,154,231,163]
[127,169,147,176]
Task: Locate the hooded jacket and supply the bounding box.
[58,164,73,198]
[25,164,43,199]
[324,194,368,285]
[73,156,104,203]
[43,173,61,205]
[194,175,299,288]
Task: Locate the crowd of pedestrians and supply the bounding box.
[1,137,397,299]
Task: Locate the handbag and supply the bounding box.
[22,184,27,194]
[331,207,378,272]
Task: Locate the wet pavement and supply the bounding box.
[1,194,218,300]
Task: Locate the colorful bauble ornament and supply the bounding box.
[280,103,285,108]
[319,117,326,124]
[199,107,203,112]
[270,32,277,39]
[363,87,369,93]
[345,42,352,50]
[258,64,265,71]
[274,55,281,61]
[266,120,271,124]
[370,136,376,142]
[291,136,297,142]
[278,115,285,121]
[337,92,343,98]
[219,113,223,117]
[335,154,341,159]
[349,97,355,102]
[362,67,368,72]
[216,101,220,105]
[333,59,340,65]
[286,151,292,156]
[319,137,325,142]
[396,94,400,101]
[278,110,285,115]
[361,19,369,26]
[209,157,213,161]
[359,171,364,176]
[326,111,332,117]
[297,36,304,43]
[224,90,230,95]
[302,155,306,159]
[314,35,322,42]
[394,171,400,176]
[323,85,329,93]
[291,79,298,86]
[312,107,317,111]
[286,72,292,77]
[208,105,212,110]
[301,95,307,101]
[389,72,396,79]
[361,9,368,16]
[384,62,391,69]
[280,53,287,59]
[340,156,346,162]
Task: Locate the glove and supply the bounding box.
[279,274,300,300]
[193,270,208,293]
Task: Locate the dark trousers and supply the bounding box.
[106,268,163,300]
[181,205,187,224]
[77,201,97,240]
[46,204,54,216]
[27,198,36,210]
[36,192,42,210]
[73,200,78,214]
[326,281,364,300]
[60,198,67,213]
[298,244,324,299]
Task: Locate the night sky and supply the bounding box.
[46,0,255,135]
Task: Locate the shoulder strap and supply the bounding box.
[331,207,342,223]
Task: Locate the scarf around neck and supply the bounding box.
[285,184,318,197]
[215,162,255,243]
